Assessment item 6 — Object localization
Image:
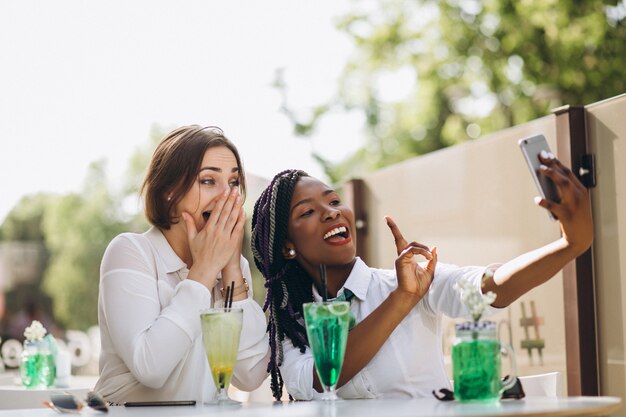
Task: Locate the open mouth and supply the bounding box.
[202,211,210,221]
[323,225,351,246]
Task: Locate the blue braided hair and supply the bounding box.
[251,169,313,400]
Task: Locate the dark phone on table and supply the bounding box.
[518,134,560,220]
[124,400,196,407]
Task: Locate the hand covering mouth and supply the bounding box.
[202,211,210,221]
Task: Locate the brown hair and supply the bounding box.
[141,125,246,229]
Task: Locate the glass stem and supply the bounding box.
[322,386,339,401]
[216,388,229,402]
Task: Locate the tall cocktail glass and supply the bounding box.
[200,307,243,405]
[303,301,350,401]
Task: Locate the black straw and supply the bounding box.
[224,285,231,309]
[319,264,328,302]
[228,280,235,308]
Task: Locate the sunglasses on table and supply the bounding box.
[44,391,108,414]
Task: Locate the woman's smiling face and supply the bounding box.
[286,176,357,270]
[173,145,240,231]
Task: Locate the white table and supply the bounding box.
[0,374,98,410]
[0,396,620,417]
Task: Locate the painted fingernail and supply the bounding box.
[540,150,549,159]
[539,164,548,171]
[534,196,542,205]
[547,152,555,160]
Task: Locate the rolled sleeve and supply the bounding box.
[423,262,502,318]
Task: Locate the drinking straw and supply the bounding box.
[228,280,235,308]
[224,285,231,309]
[319,264,328,302]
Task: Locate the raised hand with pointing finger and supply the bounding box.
[385,216,437,303]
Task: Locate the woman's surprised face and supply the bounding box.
[287,176,357,268]
[175,146,240,231]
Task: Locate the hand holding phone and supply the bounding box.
[518,134,560,220]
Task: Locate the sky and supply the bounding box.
[0,1,366,224]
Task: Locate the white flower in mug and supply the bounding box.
[24,320,47,342]
[453,275,497,322]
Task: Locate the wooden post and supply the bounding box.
[554,105,599,396]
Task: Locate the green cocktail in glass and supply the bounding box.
[200,308,243,405]
[303,301,351,401]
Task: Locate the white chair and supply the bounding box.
[518,371,563,397]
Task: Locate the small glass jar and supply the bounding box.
[19,339,56,389]
[452,321,516,402]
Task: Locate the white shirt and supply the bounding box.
[280,257,498,400]
[94,227,269,404]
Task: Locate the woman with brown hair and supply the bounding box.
[95,125,268,404]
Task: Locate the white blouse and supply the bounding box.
[280,257,498,400]
[94,227,269,404]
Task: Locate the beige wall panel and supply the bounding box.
[359,115,567,391]
[586,94,626,407]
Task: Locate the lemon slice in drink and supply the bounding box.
[327,302,349,316]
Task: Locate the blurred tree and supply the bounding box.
[0,126,169,330]
[0,194,58,242]
[41,160,127,330]
[277,0,626,181]
[118,123,170,233]
[123,124,170,197]
[0,194,57,339]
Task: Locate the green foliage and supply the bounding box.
[120,124,170,233]
[277,0,626,180]
[0,194,59,242]
[123,124,170,198]
[0,127,167,330]
[41,161,127,330]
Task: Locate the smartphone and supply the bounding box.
[518,134,560,219]
[124,400,196,407]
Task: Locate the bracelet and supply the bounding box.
[220,278,249,298]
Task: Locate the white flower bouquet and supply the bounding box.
[453,273,497,322]
[24,320,47,342]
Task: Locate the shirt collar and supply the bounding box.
[145,227,187,274]
[311,257,371,302]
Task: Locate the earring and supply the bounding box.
[167,196,172,202]
[288,249,296,257]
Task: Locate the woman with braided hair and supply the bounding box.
[251,160,592,400]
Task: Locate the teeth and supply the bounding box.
[323,226,347,240]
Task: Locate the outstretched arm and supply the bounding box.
[482,152,593,307]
